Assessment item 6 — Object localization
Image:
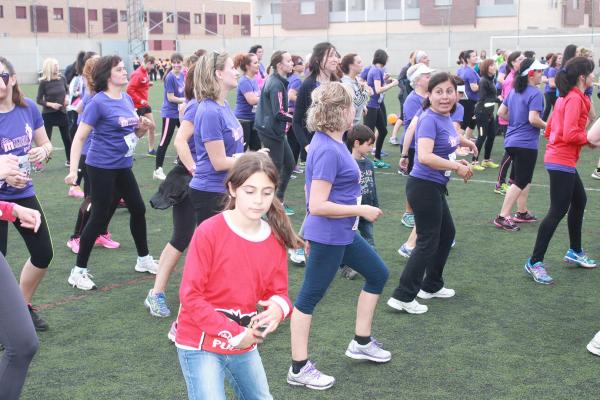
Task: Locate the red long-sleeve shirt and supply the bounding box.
[544,88,590,168]
[126,66,150,109]
[0,201,16,222]
[175,212,292,354]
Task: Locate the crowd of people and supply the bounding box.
[2,41,600,399]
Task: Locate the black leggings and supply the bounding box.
[364,106,388,160]
[531,170,586,264]
[76,166,148,268]
[0,196,53,269]
[67,110,78,142]
[0,253,38,400]
[542,92,557,121]
[188,188,226,227]
[474,112,496,161]
[257,133,295,201]
[170,195,196,252]
[287,126,302,165]
[239,119,261,151]
[43,111,71,162]
[506,147,537,190]
[460,99,477,130]
[392,177,455,302]
[497,150,512,186]
[156,117,181,169]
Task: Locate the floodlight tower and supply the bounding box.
[127,0,146,64]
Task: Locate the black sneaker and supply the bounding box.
[28,305,49,331]
[493,215,520,232]
[513,211,537,223]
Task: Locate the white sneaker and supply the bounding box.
[587,331,600,356]
[68,267,97,290]
[387,297,428,314]
[417,287,456,299]
[288,248,306,264]
[345,338,391,363]
[153,167,166,180]
[135,255,158,274]
[287,360,335,390]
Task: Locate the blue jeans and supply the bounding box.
[357,218,374,247]
[295,232,389,315]
[177,347,272,400]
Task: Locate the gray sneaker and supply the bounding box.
[340,265,358,280]
[287,360,335,390]
[144,289,171,317]
[345,338,391,363]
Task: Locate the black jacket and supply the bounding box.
[292,76,319,149]
[254,73,293,139]
[475,75,500,118]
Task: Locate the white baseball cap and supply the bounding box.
[407,63,436,88]
[520,59,548,76]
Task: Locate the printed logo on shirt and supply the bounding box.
[216,308,257,327]
[118,115,140,128]
[449,133,459,148]
[232,126,244,142]
[1,123,33,152]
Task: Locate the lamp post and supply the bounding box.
[256,15,262,38]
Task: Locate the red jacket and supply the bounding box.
[544,88,590,168]
[175,212,292,354]
[126,66,150,109]
[0,201,16,222]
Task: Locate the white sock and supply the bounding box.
[74,266,87,274]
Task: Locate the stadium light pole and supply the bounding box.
[256,15,262,38]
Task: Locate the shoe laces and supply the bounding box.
[155,293,169,313]
[370,337,384,349]
[531,264,549,278]
[303,361,322,379]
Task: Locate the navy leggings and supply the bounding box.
[295,232,389,315]
[0,253,39,400]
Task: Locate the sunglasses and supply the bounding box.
[0,72,9,86]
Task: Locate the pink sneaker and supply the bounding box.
[67,237,80,254]
[95,232,120,249]
[68,186,84,199]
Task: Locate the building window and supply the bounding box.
[205,12,217,35]
[301,1,316,15]
[88,9,98,21]
[219,14,225,24]
[120,10,127,22]
[572,0,579,8]
[233,15,240,24]
[53,8,63,20]
[241,14,251,36]
[271,2,281,14]
[329,0,346,11]
[406,0,420,7]
[194,13,201,24]
[495,0,513,3]
[0,5,4,18]
[434,0,452,6]
[166,12,174,23]
[16,6,27,19]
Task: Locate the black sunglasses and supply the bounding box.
[0,72,9,86]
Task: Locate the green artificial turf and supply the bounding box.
[6,82,600,399]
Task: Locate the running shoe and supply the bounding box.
[493,215,520,232]
[67,237,80,254]
[397,168,409,176]
[401,212,415,228]
[68,186,84,199]
[284,205,295,216]
[68,267,97,290]
[287,361,335,390]
[167,321,177,342]
[290,174,297,180]
[494,183,509,195]
[564,249,597,268]
[147,149,157,157]
[471,162,485,172]
[512,211,537,223]
[289,248,306,264]
[398,243,414,258]
[293,166,304,174]
[373,159,391,169]
[153,167,166,181]
[388,136,399,145]
[340,265,358,280]
[144,289,171,318]
[386,298,428,314]
[481,160,499,168]
[95,232,120,249]
[417,287,455,299]
[345,338,391,363]
[524,259,554,285]
[586,331,600,356]
[28,305,48,332]
[298,161,306,168]
[371,149,389,157]
[591,170,600,180]
[65,161,70,168]
[135,256,159,274]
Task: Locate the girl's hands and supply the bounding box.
[12,204,42,232]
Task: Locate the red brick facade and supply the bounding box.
[419,0,477,26]
[281,0,329,30]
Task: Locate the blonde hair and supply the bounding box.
[577,47,592,59]
[40,58,59,81]
[306,82,353,133]
[193,52,229,101]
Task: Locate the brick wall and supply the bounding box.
[563,0,585,26]
[281,0,329,30]
[419,0,477,26]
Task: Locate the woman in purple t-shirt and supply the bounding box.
[66,55,157,291]
[233,53,262,151]
[388,73,474,315]
[288,82,390,391]
[0,57,54,331]
[493,58,547,232]
[542,53,562,121]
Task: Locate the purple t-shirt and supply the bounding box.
[411,109,460,185]
[288,74,302,111]
[367,66,385,109]
[503,86,544,150]
[189,99,244,193]
[545,162,576,174]
[83,92,140,169]
[182,99,198,160]
[496,63,507,90]
[161,71,185,119]
[235,75,259,121]
[452,102,464,123]
[78,92,93,155]
[462,66,480,101]
[360,65,371,81]
[0,99,44,200]
[304,132,361,246]
[401,91,425,149]
[544,67,557,93]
